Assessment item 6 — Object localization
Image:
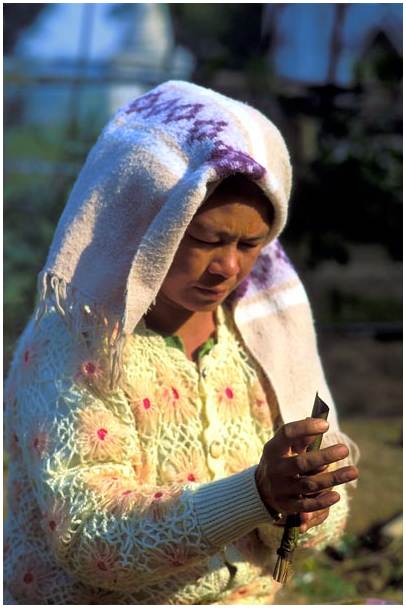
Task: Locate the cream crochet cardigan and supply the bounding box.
[4,305,351,604]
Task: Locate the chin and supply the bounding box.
[182,292,229,311]
[183,300,221,312]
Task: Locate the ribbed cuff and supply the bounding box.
[192,466,273,548]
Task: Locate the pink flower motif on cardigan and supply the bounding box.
[8,431,21,458]
[215,382,247,421]
[18,335,49,385]
[74,357,106,394]
[249,380,273,430]
[120,369,161,435]
[160,449,209,485]
[30,423,53,459]
[222,577,276,605]
[80,540,121,586]
[76,408,134,463]
[222,585,250,604]
[8,553,53,603]
[153,543,195,571]
[130,393,160,435]
[159,381,198,426]
[83,469,149,516]
[41,499,72,553]
[10,479,23,514]
[146,485,184,522]
[83,468,131,496]
[4,375,17,412]
[106,488,146,516]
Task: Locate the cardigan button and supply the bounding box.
[209,440,223,459]
[161,463,177,482]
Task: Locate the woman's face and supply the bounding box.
[157,184,272,313]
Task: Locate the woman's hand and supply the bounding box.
[255,418,359,533]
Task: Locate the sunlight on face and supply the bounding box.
[158,177,273,313]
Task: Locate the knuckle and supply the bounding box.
[302,495,327,512]
[303,479,319,494]
[296,455,308,474]
[300,497,312,512]
[314,496,327,510]
[332,471,344,485]
[282,423,295,441]
[322,447,338,464]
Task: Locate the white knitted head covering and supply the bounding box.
[35,80,291,385]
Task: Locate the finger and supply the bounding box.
[306,464,330,474]
[288,490,341,514]
[299,508,329,533]
[266,418,329,457]
[291,466,359,495]
[291,418,328,453]
[278,444,350,476]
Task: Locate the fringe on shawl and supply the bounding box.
[35,271,126,394]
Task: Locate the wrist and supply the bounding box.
[254,465,283,522]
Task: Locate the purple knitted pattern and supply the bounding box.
[226,240,295,307]
[125,89,266,180]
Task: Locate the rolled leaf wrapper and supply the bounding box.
[273,393,330,583]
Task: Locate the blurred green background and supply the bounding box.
[4,4,402,604]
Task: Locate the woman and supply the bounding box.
[4,81,359,604]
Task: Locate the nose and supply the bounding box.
[207,245,240,279]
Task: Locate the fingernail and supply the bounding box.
[337,445,349,457]
[342,470,357,482]
[316,420,329,431]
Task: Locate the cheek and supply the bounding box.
[164,246,208,284]
[239,250,262,279]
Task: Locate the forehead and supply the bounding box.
[194,177,273,229]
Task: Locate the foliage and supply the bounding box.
[169,4,265,79]
[283,32,402,267]
[288,125,401,267]
[4,122,98,369]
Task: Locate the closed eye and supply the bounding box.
[238,241,261,249]
[188,235,219,246]
[188,234,260,249]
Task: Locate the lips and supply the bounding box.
[194,285,230,297]
[196,284,230,294]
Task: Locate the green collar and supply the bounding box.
[163,334,216,362]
